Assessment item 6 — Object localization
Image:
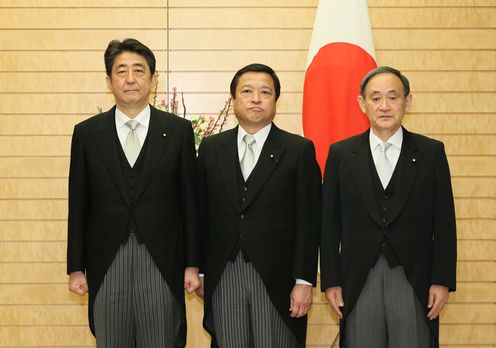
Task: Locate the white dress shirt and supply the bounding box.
[369,127,403,179]
[115,105,151,151]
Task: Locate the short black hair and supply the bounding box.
[360,66,410,97]
[230,63,281,101]
[104,38,156,77]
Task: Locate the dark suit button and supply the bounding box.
[382,217,387,223]
[382,206,387,212]
[383,230,387,235]
[244,187,248,192]
[383,195,389,200]
[242,198,246,202]
[240,214,244,219]
[381,243,386,247]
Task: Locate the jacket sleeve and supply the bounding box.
[67,125,89,274]
[431,142,457,291]
[320,144,343,290]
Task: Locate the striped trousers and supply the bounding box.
[345,255,430,348]
[93,233,181,348]
[212,252,299,348]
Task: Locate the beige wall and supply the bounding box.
[0,0,495,347]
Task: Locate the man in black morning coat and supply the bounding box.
[320,66,457,348]
[67,38,200,347]
[196,63,321,347]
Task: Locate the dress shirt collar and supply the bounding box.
[115,104,151,130]
[237,123,272,149]
[369,126,403,151]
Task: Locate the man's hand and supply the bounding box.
[184,267,200,294]
[325,286,344,319]
[195,276,205,299]
[290,284,313,318]
[69,271,88,296]
[427,284,449,320]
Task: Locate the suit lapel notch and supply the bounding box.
[243,126,285,209]
[92,108,129,203]
[388,130,421,224]
[349,131,383,226]
[135,109,171,199]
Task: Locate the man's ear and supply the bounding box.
[357,95,366,113]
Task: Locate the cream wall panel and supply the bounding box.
[0,178,67,199]
[169,50,308,71]
[457,240,496,261]
[0,0,166,6]
[0,221,66,241]
[0,263,66,283]
[448,156,496,177]
[0,158,69,178]
[403,114,495,135]
[0,9,167,28]
[432,135,495,155]
[0,115,89,135]
[169,0,495,6]
[376,50,496,70]
[1,51,168,72]
[0,136,71,156]
[457,261,496,281]
[2,30,167,50]
[441,325,496,345]
[455,198,495,219]
[457,219,496,240]
[451,178,495,198]
[306,325,339,346]
[171,50,496,71]
[168,8,493,29]
[0,327,94,346]
[443,303,496,324]
[0,241,65,262]
[0,305,86,326]
[0,200,66,220]
[369,8,495,28]
[0,284,86,305]
[169,8,315,28]
[450,283,496,303]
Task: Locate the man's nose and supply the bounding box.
[126,71,136,83]
[251,90,261,103]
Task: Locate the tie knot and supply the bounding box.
[243,134,256,147]
[126,119,139,131]
[380,141,392,152]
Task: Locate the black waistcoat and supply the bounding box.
[370,150,401,268]
[228,161,252,262]
[116,129,150,244]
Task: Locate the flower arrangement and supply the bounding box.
[153,86,232,150]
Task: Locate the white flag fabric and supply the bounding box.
[303,0,377,173]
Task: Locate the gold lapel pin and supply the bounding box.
[162,133,167,138]
[412,157,416,163]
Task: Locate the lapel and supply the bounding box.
[387,127,421,224]
[243,124,285,210]
[349,129,382,226]
[216,127,241,211]
[134,105,171,200]
[91,106,128,203]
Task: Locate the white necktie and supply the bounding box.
[241,134,256,180]
[376,141,393,188]
[124,120,141,167]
